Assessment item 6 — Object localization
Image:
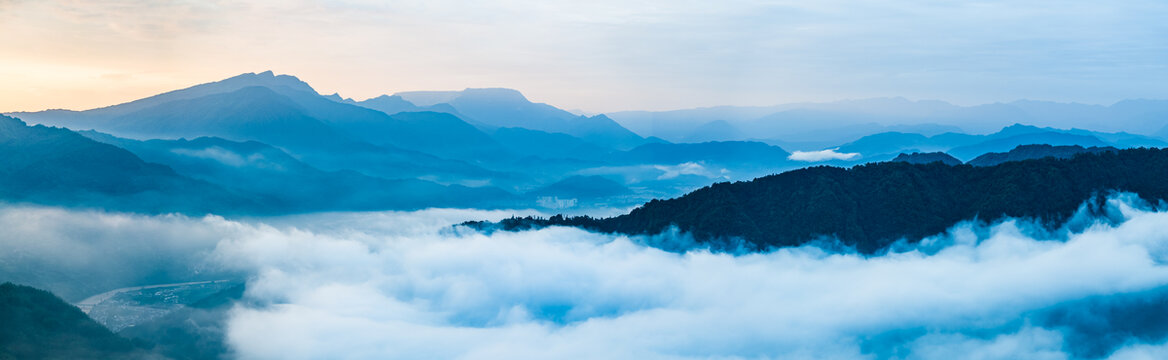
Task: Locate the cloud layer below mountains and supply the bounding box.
[788,148,861,162]
[5,198,1168,358]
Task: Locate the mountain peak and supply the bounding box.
[891,152,962,166]
[997,123,1044,136]
[219,71,316,95]
[0,114,29,135]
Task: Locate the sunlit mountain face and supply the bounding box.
[2,1,1168,359]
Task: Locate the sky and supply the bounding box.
[1,0,1166,113]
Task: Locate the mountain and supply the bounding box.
[346,94,421,115]
[93,86,350,149]
[606,98,1168,142]
[7,72,521,185]
[7,74,366,151]
[488,127,611,162]
[890,152,962,166]
[80,132,521,211]
[606,105,791,141]
[6,71,491,154]
[617,141,791,167]
[1156,124,1168,141]
[470,148,1168,253]
[346,95,470,120]
[836,132,935,156]
[526,175,632,201]
[1063,128,1168,148]
[7,71,316,127]
[0,282,156,359]
[680,120,746,143]
[967,144,1120,167]
[830,124,1150,162]
[395,88,648,149]
[351,111,513,162]
[607,98,996,142]
[0,115,263,214]
[946,131,1110,160]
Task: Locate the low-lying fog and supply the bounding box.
[3,195,1168,359]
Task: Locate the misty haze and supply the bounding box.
[2,1,1168,359]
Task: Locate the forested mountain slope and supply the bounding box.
[0,115,263,214]
[474,148,1168,253]
[0,283,156,359]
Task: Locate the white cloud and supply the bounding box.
[903,327,1068,360]
[5,197,1168,358]
[653,162,722,180]
[214,197,1168,359]
[1109,340,1168,360]
[172,147,248,167]
[171,146,286,170]
[788,148,861,162]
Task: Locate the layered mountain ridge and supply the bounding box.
[4,71,1167,214]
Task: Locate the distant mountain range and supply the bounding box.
[0,115,264,214]
[0,114,519,214]
[4,71,1166,212]
[79,131,520,212]
[891,144,1121,167]
[392,88,650,149]
[966,144,1119,167]
[608,97,1168,144]
[890,152,963,166]
[469,148,1168,253]
[831,124,1165,162]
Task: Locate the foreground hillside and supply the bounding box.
[0,281,246,360]
[0,283,155,359]
[473,148,1168,253]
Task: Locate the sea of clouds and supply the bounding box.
[3,195,1168,359]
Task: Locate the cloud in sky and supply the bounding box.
[8,195,1168,358]
[788,148,861,162]
[1,0,1166,112]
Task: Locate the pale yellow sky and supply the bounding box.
[2,0,1165,113]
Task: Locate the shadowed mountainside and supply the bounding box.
[890,152,963,166]
[967,144,1119,167]
[78,132,521,211]
[0,283,156,359]
[0,115,267,214]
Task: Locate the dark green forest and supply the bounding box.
[0,282,244,360]
[470,148,1168,253]
[0,283,152,360]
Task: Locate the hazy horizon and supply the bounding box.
[2,0,1165,113]
[5,69,1165,115]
